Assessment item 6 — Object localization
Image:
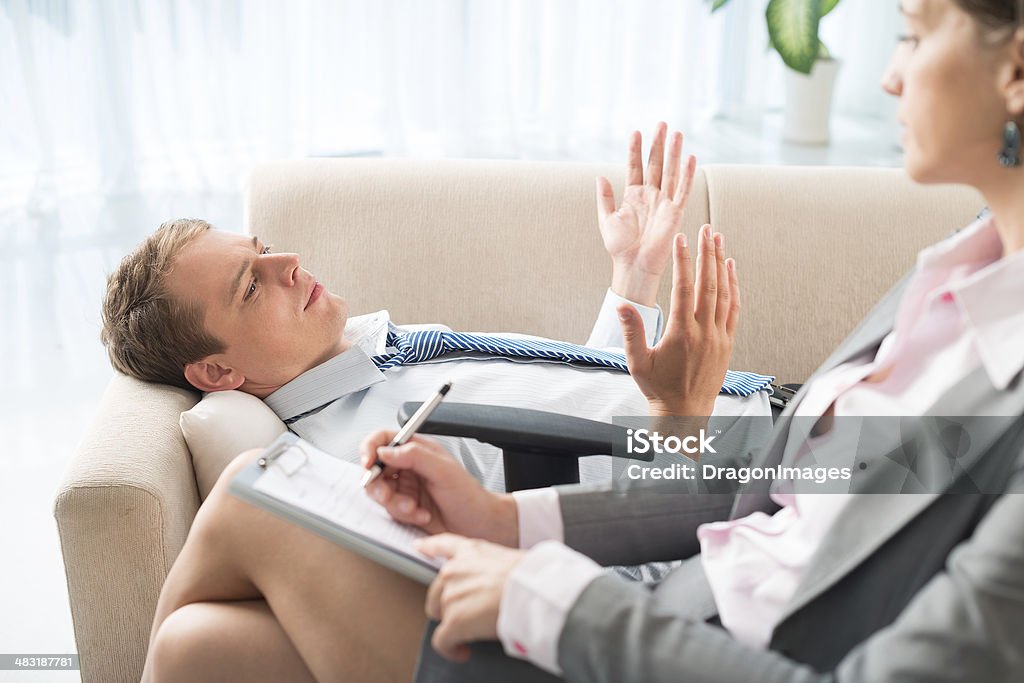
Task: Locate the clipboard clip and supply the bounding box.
[257,439,311,477]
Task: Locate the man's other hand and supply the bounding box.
[597,121,697,307]
[618,225,739,418]
[359,431,519,547]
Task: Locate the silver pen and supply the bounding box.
[360,381,453,488]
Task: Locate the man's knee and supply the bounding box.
[147,603,222,683]
[188,448,265,550]
[222,448,265,484]
[202,448,265,505]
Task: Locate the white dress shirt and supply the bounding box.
[265,289,770,491]
[499,215,1024,674]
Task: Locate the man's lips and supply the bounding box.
[305,282,324,310]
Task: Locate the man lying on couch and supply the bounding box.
[100,125,773,490]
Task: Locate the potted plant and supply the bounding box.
[709,0,841,145]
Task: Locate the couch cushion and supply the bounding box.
[179,391,287,499]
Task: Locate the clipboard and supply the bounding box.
[229,432,441,585]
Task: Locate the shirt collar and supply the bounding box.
[263,310,394,421]
[915,213,1003,272]
[920,215,1024,390]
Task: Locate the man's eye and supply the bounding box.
[261,245,272,255]
[245,279,257,300]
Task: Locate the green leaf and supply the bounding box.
[766,0,822,74]
[817,39,831,59]
[820,0,841,18]
[708,0,732,11]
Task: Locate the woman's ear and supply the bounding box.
[184,357,245,393]
[1002,26,1024,116]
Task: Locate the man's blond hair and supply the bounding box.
[101,218,224,390]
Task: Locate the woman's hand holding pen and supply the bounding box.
[359,430,519,548]
[618,224,739,419]
[598,122,697,307]
[360,431,526,661]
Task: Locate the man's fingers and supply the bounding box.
[645,122,667,189]
[668,233,695,333]
[693,225,718,326]
[617,304,650,370]
[674,154,697,208]
[619,202,638,227]
[663,131,683,200]
[726,258,741,337]
[627,131,643,186]
[595,176,615,223]
[714,233,730,328]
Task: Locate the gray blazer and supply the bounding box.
[556,274,1024,682]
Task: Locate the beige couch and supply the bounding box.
[54,160,982,682]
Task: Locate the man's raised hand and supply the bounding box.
[617,225,740,418]
[597,122,698,307]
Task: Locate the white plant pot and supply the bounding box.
[782,58,840,146]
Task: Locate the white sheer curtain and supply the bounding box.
[1,0,900,209]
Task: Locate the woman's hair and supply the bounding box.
[101,218,225,391]
[953,0,1022,39]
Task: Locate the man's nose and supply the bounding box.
[264,252,301,285]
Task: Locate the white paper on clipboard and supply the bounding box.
[249,436,442,572]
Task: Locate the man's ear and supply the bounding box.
[184,357,245,393]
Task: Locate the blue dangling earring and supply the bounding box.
[998,120,1021,168]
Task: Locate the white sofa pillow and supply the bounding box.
[180,390,287,499]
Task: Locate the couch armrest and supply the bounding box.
[53,374,201,683]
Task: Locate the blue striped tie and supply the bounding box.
[371,326,773,397]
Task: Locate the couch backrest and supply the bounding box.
[246,159,982,383]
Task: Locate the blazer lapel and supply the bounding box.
[773,493,938,625]
[776,365,1024,626]
[755,261,1024,625]
[730,274,912,520]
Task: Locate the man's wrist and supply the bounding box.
[645,412,712,462]
[610,266,661,308]
[648,398,714,418]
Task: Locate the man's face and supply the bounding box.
[167,229,348,396]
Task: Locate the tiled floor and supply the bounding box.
[0,191,242,683]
